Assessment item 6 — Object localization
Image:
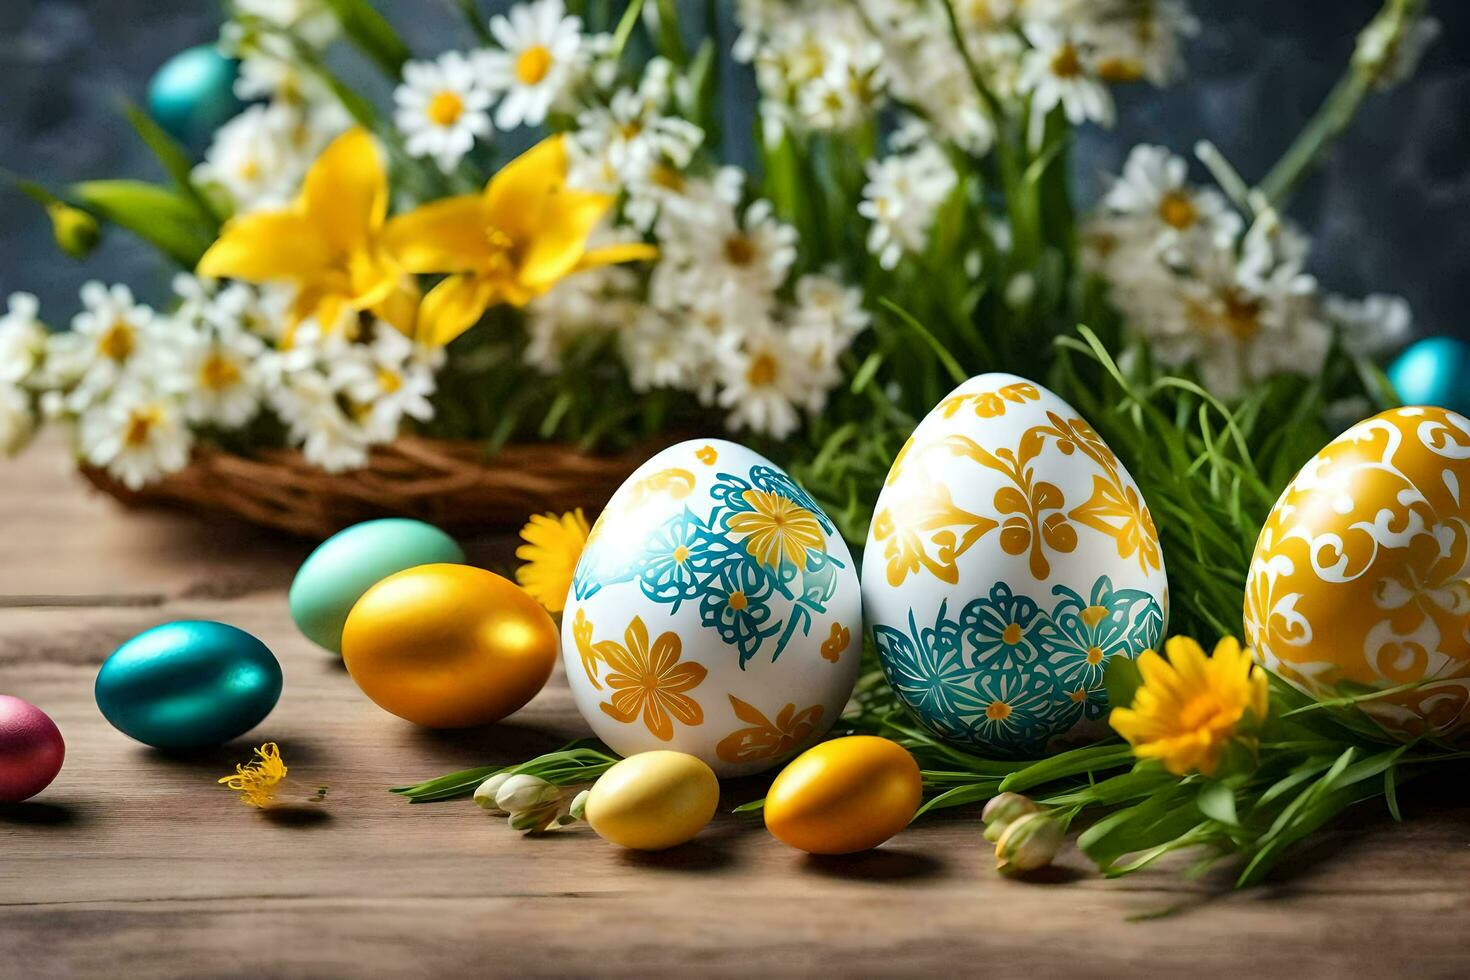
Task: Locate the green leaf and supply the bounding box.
[122,101,222,230]
[69,180,213,267]
[322,0,412,76]
[1103,654,1142,714]
[1196,780,1238,826]
[998,742,1134,793]
[731,798,765,814]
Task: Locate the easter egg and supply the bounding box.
[563,439,862,778]
[863,373,1168,757]
[0,696,65,802]
[341,564,557,728]
[1245,406,1470,740]
[763,736,921,854]
[290,518,465,654]
[96,621,282,750]
[1388,338,1470,419]
[147,45,247,154]
[584,750,720,850]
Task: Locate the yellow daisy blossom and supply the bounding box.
[218,742,288,808]
[197,128,419,341]
[727,489,825,570]
[1110,636,1269,777]
[383,135,657,347]
[516,508,590,613]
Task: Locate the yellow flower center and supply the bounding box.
[986,700,1013,721]
[123,406,160,448]
[1157,190,1198,230]
[650,165,685,192]
[238,158,262,181]
[724,233,757,267]
[672,545,690,564]
[1086,646,1105,665]
[1221,290,1263,340]
[1050,42,1083,79]
[618,121,643,141]
[1096,57,1144,83]
[198,352,241,391]
[98,320,135,362]
[1001,623,1023,645]
[515,44,553,85]
[728,591,749,612]
[746,353,778,388]
[427,90,465,127]
[377,367,403,394]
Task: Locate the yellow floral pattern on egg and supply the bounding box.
[1244,406,1470,741]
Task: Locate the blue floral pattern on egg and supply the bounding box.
[565,439,862,777]
[862,373,1169,757]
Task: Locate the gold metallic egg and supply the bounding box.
[1245,407,1470,740]
[763,735,921,854]
[341,564,558,728]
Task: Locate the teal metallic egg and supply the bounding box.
[96,621,282,750]
[289,519,466,655]
[1388,337,1470,418]
[147,45,245,153]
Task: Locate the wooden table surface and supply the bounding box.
[4,436,1470,980]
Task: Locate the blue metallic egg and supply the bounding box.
[146,45,245,154]
[1387,337,1470,418]
[96,621,283,750]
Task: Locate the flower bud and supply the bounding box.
[981,792,1039,842]
[508,802,561,833]
[474,772,512,812]
[47,203,100,259]
[569,789,590,822]
[495,774,560,815]
[994,812,1065,874]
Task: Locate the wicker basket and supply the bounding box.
[80,435,664,539]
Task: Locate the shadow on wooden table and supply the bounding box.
[802,849,946,882]
[0,799,87,827]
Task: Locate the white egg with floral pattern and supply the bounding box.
[863,373,1169,758]
[563,438,862,777]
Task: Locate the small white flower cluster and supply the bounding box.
[6,278,440,488]
[1087,144,1413,398]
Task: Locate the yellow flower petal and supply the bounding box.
[197,211,332,283]
[383,194,496,273]
[576,241,659,272]
[300,127,388,255]
[419,274,497,347]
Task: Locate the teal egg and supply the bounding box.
[147,45,245,153]
[96,621,283,750]
[289,519,466,654]
[1388,337,1470,417]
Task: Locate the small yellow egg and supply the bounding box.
[341,563,558,728]
[585,751,720,850]
[763,735,921,854]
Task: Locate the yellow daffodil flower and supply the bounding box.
[1110,636,1269,777]
[384,135,657,347]
[515,508,590,613]
[197,128,418,340]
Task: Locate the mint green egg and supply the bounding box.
[289,519,465,654]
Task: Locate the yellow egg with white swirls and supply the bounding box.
[563,439,862,778]
[1245,406,1470,741]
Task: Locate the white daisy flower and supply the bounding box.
[794,38,887,131]
[1358,12,1441,90]
[569,68,703,191]
[858,141,957,270]
[1018,21,1114,131]
[0,383,35,455]
[395,52,495,174]
[479,0,584,130]
[1090,0,1199,86]
[0,292,47,384]
[332,327,437,442]
[1325,292,1414,357]
[793,273,870,343]
[194,103,311,213]
[172,318,266,429]
[79,385,193,490]
[620,307,704,394]
[232,0,337,47]
[717,324,810,439]
[661,198,798,297]
[1101,144,1237,254]
[524,265,639,372]
[51,282,158,410]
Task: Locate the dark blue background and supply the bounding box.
[1,1,1466,339]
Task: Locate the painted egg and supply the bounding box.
[1245,406,1470,741]
[763,735,921,854]
[341,563,558,728]
[563,438,862,778]
[290,518,465,654]
[147,45,246,153]
[863,373,1168,757]
[584,750,720,851]
[96,621,282,750]
[0,696,65,803]
[1388,337,1470,418]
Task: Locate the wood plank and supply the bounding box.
[3,437,1470,979]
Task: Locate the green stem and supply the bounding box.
[1257,0,1425,207]
[936,0,1004,123]
[456,0,494,45]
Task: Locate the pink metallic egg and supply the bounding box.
[0,695,65,802]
